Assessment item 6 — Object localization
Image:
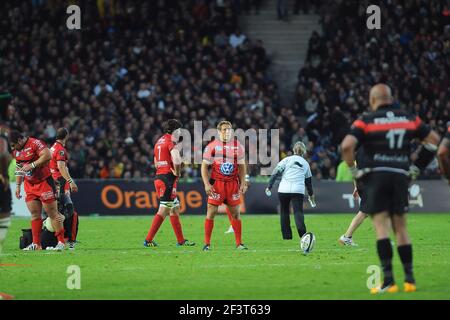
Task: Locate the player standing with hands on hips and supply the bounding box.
[265,141,315,240]
[341,84,440,294]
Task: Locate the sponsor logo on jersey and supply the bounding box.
[232,193,240,201]
[156,161,169,167]
[220,162,234,175]
[373,115,408,124]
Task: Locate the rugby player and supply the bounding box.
[10,131,65,251]
[144,119,195,247]
[49,128,79,249]
[201,120,248,251]
[341,84,440,294]
[339,147,368,246]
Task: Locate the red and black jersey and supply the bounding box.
[13,137,51,184]
[50,141,69,180]
[349,104,431,172]
[153,133,176,175]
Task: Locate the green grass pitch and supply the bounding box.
[1,214,449,300]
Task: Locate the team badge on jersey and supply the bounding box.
[220,162,234,175]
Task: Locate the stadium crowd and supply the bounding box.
[1,0,277,180]
[1,0,449,181]
[296,0,450,179]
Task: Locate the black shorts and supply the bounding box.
[154,174,178,202]
[357,171,409,215]
[0,183,12,213]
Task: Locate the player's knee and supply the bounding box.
[65,203,74,218]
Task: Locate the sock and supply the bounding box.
[170,215,185,244]
[0,217,11,254]
[232,219,242,246]
[398,244,415,284]
[225,207,233,224]
[204,218,214,245]
[31,219,43,245]
[377,238,394,286]
[55,229,66,244]
[145,214,165,242]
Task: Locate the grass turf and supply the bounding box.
[1,214,449,300]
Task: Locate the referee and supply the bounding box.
[266,141,315,240]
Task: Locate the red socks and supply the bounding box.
[204,219,214,245]
[170,215,185,244]
[231,219,242,246]
[146,214,165,242]
[225,207,233,224]
[55,229,65,243]
[31,219,42,245]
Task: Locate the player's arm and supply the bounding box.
[341,119,366,178]
[341,135,358,176]
[238,161,248,194]
[20,148,52,172]
[410,119,440,178]
[201,160,213,196]
[57,161,78,192]
[437,137,450,183]
[170,148,182,177]
[0,138,11,188]
[14,162,24,199]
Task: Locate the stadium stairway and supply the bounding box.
[239,0,320,107]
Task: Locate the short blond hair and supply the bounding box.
[217,120,232,131]
[293,141,307,156]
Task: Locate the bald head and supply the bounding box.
[369,84,393,111]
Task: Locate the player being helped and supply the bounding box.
[341,84,440,294]
[49,127,79,249]
[144,119,195,247]
[201,120,248,251]
[10,131,66,251]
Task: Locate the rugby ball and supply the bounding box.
[300,232,315,253]
[43,218,55,232]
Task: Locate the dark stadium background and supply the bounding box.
[1,0,449,214]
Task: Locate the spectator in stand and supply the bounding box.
[0,0,279,180]
[295,0,450,180]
